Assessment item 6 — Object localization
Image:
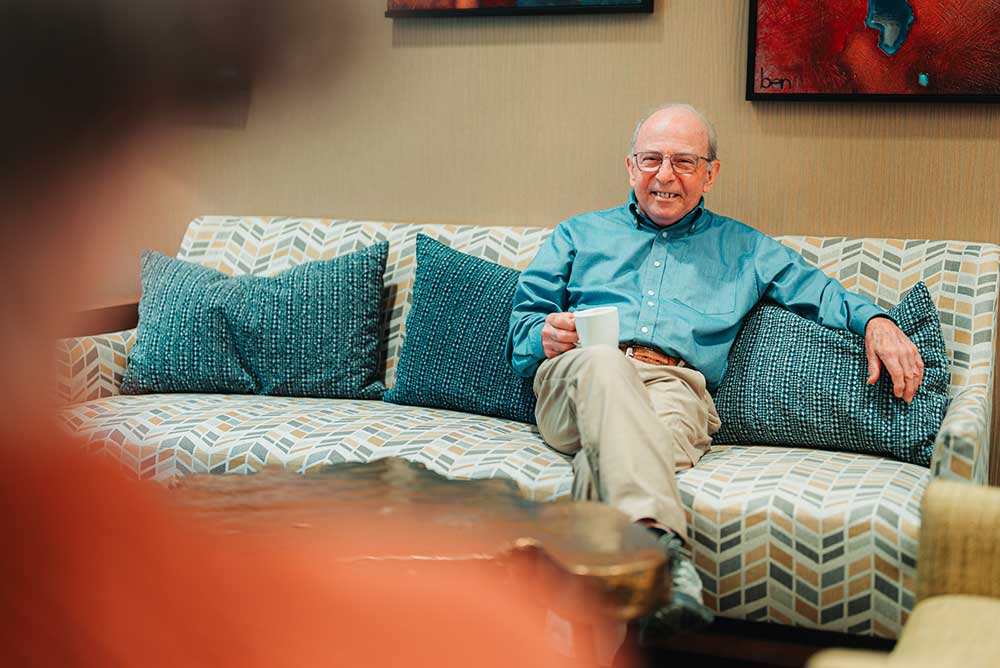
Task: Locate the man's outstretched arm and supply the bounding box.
[754,235,924,402]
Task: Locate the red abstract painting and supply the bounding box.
[748,0,1000,100]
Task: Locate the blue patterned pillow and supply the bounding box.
[384,235,536,423]
[121,250,255,394]
[122,242,388,398]
[712,282,949,466]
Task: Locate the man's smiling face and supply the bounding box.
[627,108,720,228]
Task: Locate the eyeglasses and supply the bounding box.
[631,151,712,174]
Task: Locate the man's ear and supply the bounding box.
[626,155,638,189]
[703,160,720,193]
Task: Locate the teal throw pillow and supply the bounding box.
[384,235,536,423]
[712,282,949,466]
[121,242,388,399]
[121,250,255,394]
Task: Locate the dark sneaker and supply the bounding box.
[638,532,714,643]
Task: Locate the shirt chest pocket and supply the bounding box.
[668,270,738,315]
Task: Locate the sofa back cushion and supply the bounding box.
[176,218,999,403]
[775,237,999,397]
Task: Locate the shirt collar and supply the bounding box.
[627,191,707,236]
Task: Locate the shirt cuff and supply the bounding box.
[529,319,546,362]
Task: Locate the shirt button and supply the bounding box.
[647,290,655,296]
[641,326,649,333]
[661,232,668,238]
[647,301,655,307]
[654,261,662,267]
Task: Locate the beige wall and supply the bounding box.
[105,0,1000,478]
[137,0,999,267]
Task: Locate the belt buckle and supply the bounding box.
[624,344,657,365]
[622,343,687,368]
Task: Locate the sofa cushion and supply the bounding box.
[58,393,925,638]
[677,444,927,638]
[122,243,388,398]
[60,394,568,500]
[712,282,949,466]
[384,235,537,423]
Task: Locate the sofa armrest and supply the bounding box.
[916,480,1000,602]
[929,385,992,484]
[55,329,136,404]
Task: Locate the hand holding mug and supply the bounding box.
[542,312,578,358]
[541,307,620,359]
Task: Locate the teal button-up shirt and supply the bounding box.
[507,195,885,390]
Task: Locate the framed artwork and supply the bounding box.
[747,0,1000,102]
[386,1,654,18]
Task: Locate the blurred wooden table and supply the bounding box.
[170,457,668,663]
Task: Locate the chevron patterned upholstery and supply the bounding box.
[56,328,136,404]
[56,217,999,639]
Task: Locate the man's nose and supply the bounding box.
[654,160,677,180]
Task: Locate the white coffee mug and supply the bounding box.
[574,306,619,348]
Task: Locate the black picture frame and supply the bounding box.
[746,0,1000,103]
[386,1,653,18]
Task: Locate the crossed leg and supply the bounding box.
[532,346,720,538]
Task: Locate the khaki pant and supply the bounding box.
[533,346,721,537]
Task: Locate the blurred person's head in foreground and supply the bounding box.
[0,3,593,666]
[0,0,320,423]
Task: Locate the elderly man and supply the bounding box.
[506,104,924,635]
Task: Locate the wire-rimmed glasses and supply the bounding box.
[631,151,712,174]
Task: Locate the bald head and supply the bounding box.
[629,104,717,161]
[626,104,720,227]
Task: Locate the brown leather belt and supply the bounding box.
[618,343,686,367]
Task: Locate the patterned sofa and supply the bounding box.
[57,217,999,640]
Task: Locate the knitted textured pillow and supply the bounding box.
[712,282,949,466]
[122,242,388,399]
[384,235,536,423]
[121,250,255,395]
